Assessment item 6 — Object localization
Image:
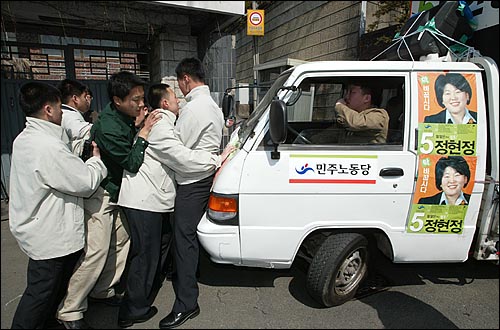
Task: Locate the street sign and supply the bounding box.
[247,9,265,36]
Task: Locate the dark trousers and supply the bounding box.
[11,250,82,329]
[119,207,171,318]
[171,174,214,313]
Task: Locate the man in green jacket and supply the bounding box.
[57,71,160,329]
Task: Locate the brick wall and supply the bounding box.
[235,1,361,83]
[8,48,147,81]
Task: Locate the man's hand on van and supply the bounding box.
[218,144,237,167]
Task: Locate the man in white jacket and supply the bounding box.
[159,57,224,329]
[117,83,220,328]
[9,82,107,329]
[57,78,93,156]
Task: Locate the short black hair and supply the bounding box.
[434,73,472,108]
[434,156,470,190]
[175,57,205,83]
[57,78,88,104]
[348,78,382,107]
[148,83,170,109]
[19,82,61,117]
[108,71,146,102]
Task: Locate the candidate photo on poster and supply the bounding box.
[423,73,477,124]
[418,155,471,205]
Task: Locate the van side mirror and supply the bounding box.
[269,99,287,159]
[222,93,234,119]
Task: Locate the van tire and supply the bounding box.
[306,233,368,307]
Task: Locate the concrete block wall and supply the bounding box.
[150,26,197,106]
[204,35,237,106]
[235,1,361,83]
[151,29,197,84]
[151,28,233,108]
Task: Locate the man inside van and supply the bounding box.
[335,79,389,144]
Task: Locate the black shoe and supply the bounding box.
[118,306,158,328]
[88,294,123,306]
[58,319,93,329]
[165,270,174,281]
[44,318,65,329]
[159,305,200,329]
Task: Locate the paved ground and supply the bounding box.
[2,199,499,329]
[1,200,7,221]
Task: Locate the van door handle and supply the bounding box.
[379,167,404,177]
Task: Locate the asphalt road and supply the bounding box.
[1,202,499,329]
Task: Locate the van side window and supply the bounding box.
[264,76,405,147]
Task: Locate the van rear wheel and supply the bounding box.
[306,233,368,307]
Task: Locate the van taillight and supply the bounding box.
[207,194,238,224]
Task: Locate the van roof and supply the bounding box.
[290,60,483,75]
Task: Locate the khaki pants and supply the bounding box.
[56,187,130,321]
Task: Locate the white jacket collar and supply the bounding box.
[26,117,64,139]
[185,85,210,102]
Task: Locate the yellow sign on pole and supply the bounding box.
[247,9,265,36]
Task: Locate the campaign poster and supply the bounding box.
[407,155,476,234]
[407,71,479,234]
[417,71,479,159]
[417,72,477,124]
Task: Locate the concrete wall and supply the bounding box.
[150,25,197,84]
[204,35,237,106]
[150,24,236,107]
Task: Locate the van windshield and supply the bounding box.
[238,71,292,144]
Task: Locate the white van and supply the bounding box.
[197,57,499,307]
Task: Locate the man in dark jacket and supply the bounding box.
[57,71,160,329]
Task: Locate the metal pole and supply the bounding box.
[252,1,259,112]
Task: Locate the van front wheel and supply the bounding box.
[306,233,368,307]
